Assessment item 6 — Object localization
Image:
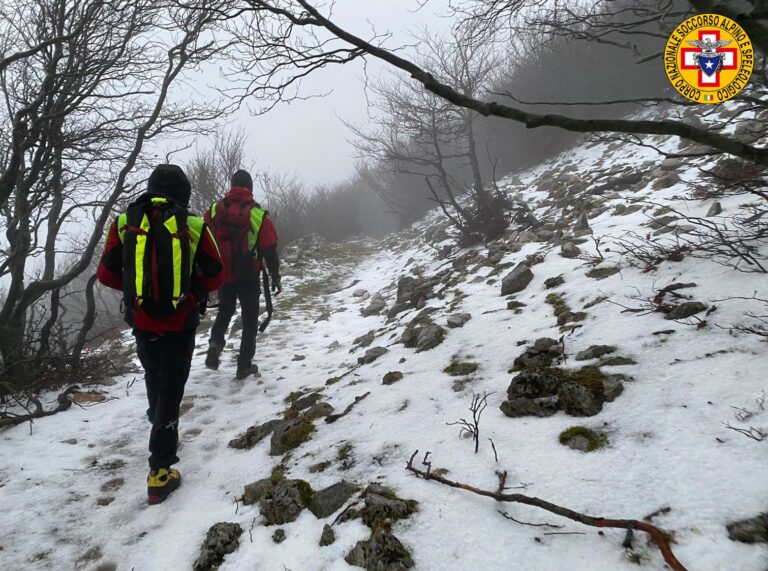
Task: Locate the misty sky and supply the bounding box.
[232,0,453,189]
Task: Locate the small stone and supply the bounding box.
[269,418,315,456]
[293,392,322,411]
[260,480,312,525]
[501,264,534,296]
[575,345,616,361]
[600,356,636,367]
[727,514,768,544]
[304,402,335,420]
[243,478,276,506]
[309,481,358,518]
[96,497,114,506]
[193,522,243,571]
[229,419,282,450]
[353,331,376,348]
[560,242,581,259]
[361,294,387,317]
[272,529,286,544]
[544,276,565,289]
[319,524,336,547]
[665,302,708,320]
[383,371,404,385]
[415,324,446,352]
[660,157,684,171]
[446,313,472,328]
[706,202,723,217]
[345,530,415,570]
[292,354,306,362]
[586,267,620,280]
[559,426,609,452]
[359,346,388,365]
[62,438,78,445]
[352,289,368,298]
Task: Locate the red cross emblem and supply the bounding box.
[680,30,738,88]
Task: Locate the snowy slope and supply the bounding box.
[1,124,767,571]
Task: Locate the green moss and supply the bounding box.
[570,366,608,395]
[443,361,479,377]
[293,479,315,506]
[280,418,315,450]
[559,426,609,451]
[325,376,342,386]
[545,293,571,318]
[586,267,621,280]
[283,406,299,420]
[270,464,285,483]
[337,442,353,462]
[653,206,672,216]
[309,461,331,474]
[507,300,527,310]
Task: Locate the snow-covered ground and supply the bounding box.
[1,127,767,571]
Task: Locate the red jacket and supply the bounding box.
[97,203,224,332]
[205,186,279,284]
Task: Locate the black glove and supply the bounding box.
[271,274,282,296]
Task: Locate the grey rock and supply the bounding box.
[501,264,534,296]
[259,480,309,525]
[354,331,376,349]
[294,392,322,411]
[660,157,684,171]
[270,418,314,456]
[415,324,446,352]
[309,481,358,518]
[243,478,276,506]
[727,513,768,544]
[320,524,336,547]
[229,419,282,450]
[573,212,591,233]
[665,302,708,320]
[361,488,417,529]
[511,338,563,371]
[507,368,564,399]
[500,396,559,418]
[383,371,404,385]
[353,289,368,298]
[557,382,604,417]
[544,276,565,289]
[706,202,723,217]
[387,302,411,319]
[304,402,335,420]
[446,313,472,329]
[575,345,616,361]
[359,346,388,365]
[586,267,621,280]
[560,242,581,259]
[193,522,243,571]
[345,530,415,571]
[362,294,387,317]
[600,356,636,367]
[272,529,286,544]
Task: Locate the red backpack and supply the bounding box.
[210,196,258,282]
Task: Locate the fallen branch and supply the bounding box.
[0,386,79,428]
[406,451,687,571]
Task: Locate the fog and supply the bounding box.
[234,0,453,188]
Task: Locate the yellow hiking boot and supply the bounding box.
[147,467,181,505]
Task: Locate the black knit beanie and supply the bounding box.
[147,164,191,207]
[231,169,253,190]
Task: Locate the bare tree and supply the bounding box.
[186,128,252,214]
[0,0,233,387]
[350,24,510,242]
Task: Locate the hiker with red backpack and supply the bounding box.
[97,164,224,504]
[204,169,281,380]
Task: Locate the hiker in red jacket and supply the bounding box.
[97,164,224,504]
[204,169,281,380]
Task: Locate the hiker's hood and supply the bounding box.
[147,164,191,207]
[225,186,255,203]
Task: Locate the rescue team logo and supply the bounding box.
[664,14,753,103]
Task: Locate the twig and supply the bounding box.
[499,510,563,529]
[405,450,687,571]
[489,438,499,463]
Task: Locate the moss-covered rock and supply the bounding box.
[443,361,479,377]
[383,371,404,385]
[559,426,609,452]
[269,418,315,456]
[586,267,621,280]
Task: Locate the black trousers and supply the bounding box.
[135,328,196,469]
[209,281,261,370]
